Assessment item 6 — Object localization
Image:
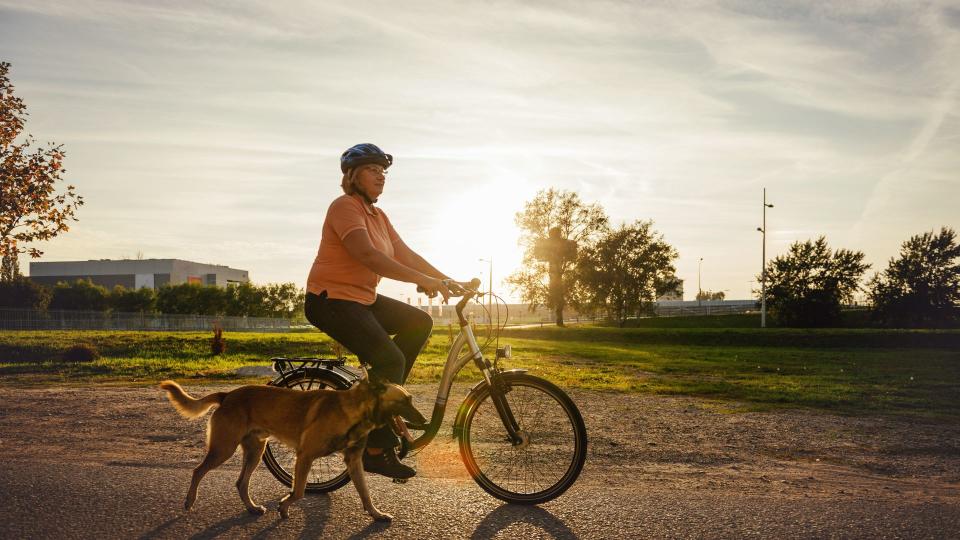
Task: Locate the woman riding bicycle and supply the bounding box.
[304,143,455,480]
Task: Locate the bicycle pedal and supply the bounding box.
[392,478,408,484]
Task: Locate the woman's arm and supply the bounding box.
[342,229,450,298]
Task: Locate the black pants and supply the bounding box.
[304,291,433,448]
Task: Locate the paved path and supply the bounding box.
[0,385,958,539]
[2,461,956,539]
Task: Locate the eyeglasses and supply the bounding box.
[362,165,388,176]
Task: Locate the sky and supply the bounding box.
[2,0,958,304]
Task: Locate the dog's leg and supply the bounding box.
[344,445,393,522]
[185,415,240,511]
[237,434,268,515]
[278,451,314,519]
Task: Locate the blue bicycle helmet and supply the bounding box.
[340,143,393,173]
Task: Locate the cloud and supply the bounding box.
[3,0,957,300]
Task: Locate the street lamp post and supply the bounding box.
[478,257,493,326]
[698,257,703,307]
[757,188,774,328]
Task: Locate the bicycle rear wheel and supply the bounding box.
[458,372,587,504]
[262,370,352,493]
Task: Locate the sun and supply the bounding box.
[436,185,526,288]
[404,174,536,304]
[375,168,540,305]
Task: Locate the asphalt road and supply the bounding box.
[1,460,956,539]
[0,385,958,539]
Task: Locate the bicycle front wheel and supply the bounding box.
[262,370,352,493]
[458,372,587,504]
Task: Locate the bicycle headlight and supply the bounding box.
[496,344,512,359]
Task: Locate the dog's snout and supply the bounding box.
[397,400,427,425]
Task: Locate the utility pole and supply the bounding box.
[757,188,774,328]
[479,257,493,326]
[698,257,703,307]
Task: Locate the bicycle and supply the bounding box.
[261,279,587,505]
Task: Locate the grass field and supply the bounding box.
[619,310,881,329]
[1,326,958,418]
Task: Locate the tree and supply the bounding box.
[0,252,19,281]
[577,220,679,326]
[759,237,869,327]
[696,290,726,301]
[869,227,960,328]
[0,276,51,310]
[506,188,608,326]
[262,282,305,319]
[109,285,157,313]
[195,284,228,315]
[0,62,83,280]
[225,282,267,317]
[156,283,203,315]
[49,279,110,311]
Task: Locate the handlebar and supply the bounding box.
[416,278,481,299]
[416,277,485,327]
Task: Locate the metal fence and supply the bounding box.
[653,303,758,317]
[0,308,291,332]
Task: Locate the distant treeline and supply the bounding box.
[0,278,305,320]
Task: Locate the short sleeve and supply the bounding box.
[327,197,367,240]
[381,210,402,244]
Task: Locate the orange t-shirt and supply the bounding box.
[306,194,402,305]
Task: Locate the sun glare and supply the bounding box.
[399,174,534,304]
[439,178,527,289]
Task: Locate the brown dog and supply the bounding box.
[159,377,426,521]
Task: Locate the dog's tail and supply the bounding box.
[159,380,226,419]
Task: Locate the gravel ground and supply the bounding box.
[0,383,958,539]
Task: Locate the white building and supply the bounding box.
[29,259,249,290]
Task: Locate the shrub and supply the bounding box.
[109,285,157,313]
[211,325,226,355]
[62,343,99,363]
[50,279,110,311]
[0,277,52,310]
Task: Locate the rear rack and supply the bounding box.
[271,357,352,376]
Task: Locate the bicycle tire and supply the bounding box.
[457,372,587,504]
[262,369,353,493]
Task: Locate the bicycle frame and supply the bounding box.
[408,286,522,451]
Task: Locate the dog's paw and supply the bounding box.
[248,505,267,515]
[370,511,393,522]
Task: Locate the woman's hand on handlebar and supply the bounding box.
[416,278,476,301]
[417,277,451,302]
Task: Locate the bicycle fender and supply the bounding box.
[453,369,528,438]
[465,368,529,393]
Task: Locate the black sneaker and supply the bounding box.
[363,448,416,479]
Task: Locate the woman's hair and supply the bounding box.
[340,168,360,195]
